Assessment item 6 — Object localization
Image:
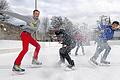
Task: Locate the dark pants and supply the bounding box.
[59,43,75,66]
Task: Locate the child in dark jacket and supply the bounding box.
[90,21,119,65]
[55,29,76,69]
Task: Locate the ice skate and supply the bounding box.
[31,58,42,68]
[89,57,98,65]
[100,60,110,66]
[12,65,25,74]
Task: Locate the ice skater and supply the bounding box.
[73,31,85,56]
[0,10,42,72]
[90,21,119,65]
[55,29,76,69]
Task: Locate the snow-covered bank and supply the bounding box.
[1,40,120,54]
[1,40,120,49]
[0,40,61,54]
[90,40,120,45]
[0,40,61,49]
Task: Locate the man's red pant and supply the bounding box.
[14,31,41,66]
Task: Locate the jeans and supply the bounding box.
[92,39,111,62]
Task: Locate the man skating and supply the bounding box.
[55,29,76,69]
[0,10,42,72]
[90,21,119,65]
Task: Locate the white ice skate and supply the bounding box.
[89,58,98,66]
[30,59,42,68]
[99,61,110,66]
[12,65,25,75]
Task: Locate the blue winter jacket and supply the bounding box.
[98,24,114,41]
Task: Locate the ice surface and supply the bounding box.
[0,40,120,80]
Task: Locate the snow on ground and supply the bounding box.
[0,40,120,80]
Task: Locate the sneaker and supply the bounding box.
[32,59,42,65]
[90,57,98,65]
[12,65,25,72]
[100,61,110,65]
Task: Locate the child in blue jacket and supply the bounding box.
[90,21,119,65]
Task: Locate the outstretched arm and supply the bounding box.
[0,11,30,23]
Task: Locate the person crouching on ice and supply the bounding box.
[90,21,119,65]
[0,10,42,72]
[55,29,76,69]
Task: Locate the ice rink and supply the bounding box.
[0,40,120,80]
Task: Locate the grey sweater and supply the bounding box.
[0,11,40,34]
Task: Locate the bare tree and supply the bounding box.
[42,17,49,33]
[62,17,74,36]
[0,0,9,11]
[0,0,10,21]
[51,16,63,29]
[41,17,50,41]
